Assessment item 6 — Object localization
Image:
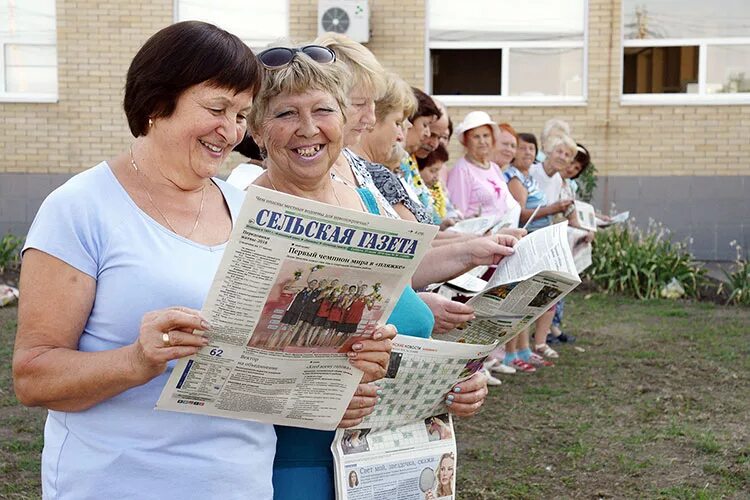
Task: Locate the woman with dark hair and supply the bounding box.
[12,21,275,498]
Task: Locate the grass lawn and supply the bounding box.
[1,292,749,499]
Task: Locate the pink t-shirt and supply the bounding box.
[446,156,510,219]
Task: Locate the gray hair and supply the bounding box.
[540,118,571,152]
[543,133,577,156]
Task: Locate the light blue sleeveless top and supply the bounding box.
[24,162,276,499]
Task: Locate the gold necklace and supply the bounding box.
[129,146,206,238]
[266,172,342,207]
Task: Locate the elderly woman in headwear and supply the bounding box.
[446,111,518,223]
[248,44,515,499]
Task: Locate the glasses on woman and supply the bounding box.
[257,45,336,69]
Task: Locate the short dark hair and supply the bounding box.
[447,117,454,139]
[234,133,262,160]
[517,132,539,155]
[417,144,449,170]
[572,143,591,179]
[124,21,262,137]
[410,87,441,122]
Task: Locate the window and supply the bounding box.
[176,0,288,50]
[622,0,750,103]
[428,0,587,105]
[0,0,57,102]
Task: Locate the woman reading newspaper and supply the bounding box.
[11,23,392,500]
[249,45,518,500]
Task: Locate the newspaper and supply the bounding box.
[596,210,630,227]
[156,185,438,430]
[331,223,582,498]
[568,226,593,274]
[332,335,496,500]
[434,222,581,345]
[574,201,598,232]
[447,204,521,236]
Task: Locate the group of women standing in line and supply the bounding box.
[12,21,521,500]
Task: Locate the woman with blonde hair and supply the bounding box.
[249,44,507,500]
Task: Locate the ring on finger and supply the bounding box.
[162,332,171,347]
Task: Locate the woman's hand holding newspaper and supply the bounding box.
[444,372,488,417]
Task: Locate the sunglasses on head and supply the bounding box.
[257,45,336,69]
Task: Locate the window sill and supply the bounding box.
[435,95,587,107]
[621,94,750,106]
[0,93,59,104]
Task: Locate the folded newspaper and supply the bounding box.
[331,222,581,499]
[156,185,438,430]
[447,204,520,236]
[331,336,495,500]
[435,222,581,345]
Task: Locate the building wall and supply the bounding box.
[1,0,747,258]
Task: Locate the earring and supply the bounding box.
[148,118,154,127]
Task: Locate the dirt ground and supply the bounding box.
[1,292,749,499]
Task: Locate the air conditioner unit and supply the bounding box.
[317,0,369,43]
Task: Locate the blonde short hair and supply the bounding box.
[543,133,577,156]
[249,52,350,136]
[314,32,387,100]
[375,73,417,123]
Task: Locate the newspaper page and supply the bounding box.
[434,223,581,345]
[568,226,593,274]
[448,204,521,236]
[596,210,630,227]
[156,185,438,430]
[332,335,496,499]
[574,201,598,232]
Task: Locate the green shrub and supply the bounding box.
[576,161,598,203]
[585,219,705,299]
[0,234,24,274]
[719,243,750,306]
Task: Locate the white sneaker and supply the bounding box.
[480,368,503,386]
[483,358,499,369]
[490,361,517,375]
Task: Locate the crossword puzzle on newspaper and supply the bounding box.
[361,352,471,429]
[366,420,426,451]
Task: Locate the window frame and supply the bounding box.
[173,0,290,51]
[620,10,750,105]
[425,0,589,107]
[0,3,58,103]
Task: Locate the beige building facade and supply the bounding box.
[1,0,748,259]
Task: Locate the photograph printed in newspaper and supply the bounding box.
[156,185,438,430]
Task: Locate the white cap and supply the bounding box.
[454,111,500,146]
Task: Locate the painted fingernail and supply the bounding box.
[446,394,455,401]
[445,400,453,406]
[453,387,462,393]
[352,343,363,351]
[200,320,211,330]
[376,389,383,396]
[377,397,382,403]
[373,331,383,340]
[347,352,357,358]
[201,338,210,345]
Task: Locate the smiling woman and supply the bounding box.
[12,21,277,500]
[249,48,436,500]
